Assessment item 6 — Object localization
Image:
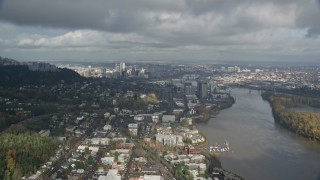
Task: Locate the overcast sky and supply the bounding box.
[0,0,320,64]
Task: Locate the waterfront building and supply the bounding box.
[155,134,184,146]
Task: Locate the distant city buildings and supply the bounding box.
[60,62,153,79]
[27,62,57,72]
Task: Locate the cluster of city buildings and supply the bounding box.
[164,153,207,178]
[213,66,320,90]
[60,62,150,78]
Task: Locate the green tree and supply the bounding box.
[87,156,94,164]
[114,152,120,162]
[184,138,192,144]
[0,131,59,179]
[181,119,190,128]
[74,161,85,169]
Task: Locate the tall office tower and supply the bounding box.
[115,64,120,72]
[198,81,208,99]
[131,66,137,76]
[156,86,174,102]
[100,68,106,77]
[120,62,126,73]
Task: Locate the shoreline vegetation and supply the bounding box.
[194,96,236,123]
[262,92,320,141]
[201,147,244,180]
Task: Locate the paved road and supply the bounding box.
[124,147,136,180]
[40,136,83,180]
[82,147,105,180]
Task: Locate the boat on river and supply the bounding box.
[208,141,230,152]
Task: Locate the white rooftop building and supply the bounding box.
[162,115,175,123]
[155,134,184,146]
[101,156,114,165]
[103,125,112,131]
[128,123,138,136]
[85,138,109,145]
[144,175,164,180]
[106,169,121,180]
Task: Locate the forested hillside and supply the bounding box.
[0,65,82,87]
[0,129,59,179]
[0,56,20,66]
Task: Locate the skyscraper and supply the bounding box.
[120,62,126,73]
[198,81,208,99]
[156,86,174,102]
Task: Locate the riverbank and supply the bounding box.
[203,152,244,180]
[194,96,236,123]
[262,92,320,141]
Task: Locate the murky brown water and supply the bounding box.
[198,88,320,180]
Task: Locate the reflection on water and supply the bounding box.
[198,88,320,180]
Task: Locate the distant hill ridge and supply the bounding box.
[0,56,83,86]
[0,56,20,66]
[0,56,57,72]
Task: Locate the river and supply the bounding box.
[198,88,320,180]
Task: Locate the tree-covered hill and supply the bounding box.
[0,65,82,87]
[0,56,20,66]
[0,56,83,87]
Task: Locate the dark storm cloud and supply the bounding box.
[0,0,290,34]
[0,0,162,33]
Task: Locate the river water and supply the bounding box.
[198,88,320,180]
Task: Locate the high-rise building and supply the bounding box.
[120,62,126,73]
[156,86,173,102]
[115,64,120,72]
[198,81,208,99]
[100,68,106,77]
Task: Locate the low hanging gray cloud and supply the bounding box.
[295,0,320,37]
[0,0,320,62]
[0,0,305,32]
[0,0,319,38]
[0,0,148,33]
